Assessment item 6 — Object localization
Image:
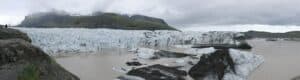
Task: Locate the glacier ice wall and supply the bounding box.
[16,28,237,55]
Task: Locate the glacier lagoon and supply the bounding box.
[15,27,264,80]
[248,39,300,80]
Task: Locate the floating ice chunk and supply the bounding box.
[223,73,244,80]
[128,48,138,53]
[173,45,193,48]
[184,47,216,55]
[175,59,185,64]
[112,66,129,73]
[135,48,158,59]
[223,49,264,80]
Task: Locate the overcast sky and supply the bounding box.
[1,0,300,28]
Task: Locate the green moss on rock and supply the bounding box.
[18,64,39,80]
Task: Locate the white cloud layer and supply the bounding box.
[1,0,300,30]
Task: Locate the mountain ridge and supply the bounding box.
[19,11,177,30]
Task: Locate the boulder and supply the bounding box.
[0,39,79,80]
[122,64,187,80]
[0,28,31,42]
[126,61,142,66]
[154,50,192,58]
[188,49,235,80]
[236,42,252,49]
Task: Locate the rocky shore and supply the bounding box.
[117,44,263,80]
[0,28,79,80]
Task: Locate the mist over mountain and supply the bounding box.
[18,11,176,30]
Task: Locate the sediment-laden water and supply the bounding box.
[248,39,300,80]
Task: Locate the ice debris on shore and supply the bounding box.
[120,48,264,80]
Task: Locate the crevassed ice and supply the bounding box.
[16,28,237,55]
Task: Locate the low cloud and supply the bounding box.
[1,0,300,27]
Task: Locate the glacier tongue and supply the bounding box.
[16,28,237,56]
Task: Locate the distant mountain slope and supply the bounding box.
[244,31,300,38]
[19,11,177,30]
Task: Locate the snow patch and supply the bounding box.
[135,48,158,59]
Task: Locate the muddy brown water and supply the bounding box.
[248,39,300,80]
[55,48,189,80]
[55,39,300,80]
[55,49,134,80]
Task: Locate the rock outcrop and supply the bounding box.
[236,42,252,49]
[0,39,79,80]
[118,47,263,80]
[126,61,143,66]
[0,28,31,42]
[0,28,79,80]
[120,64,187,80]
[188,49,235,80]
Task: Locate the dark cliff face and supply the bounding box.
[19,12,176,30]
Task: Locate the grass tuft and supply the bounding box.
[18,64,39,80]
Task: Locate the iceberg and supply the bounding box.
[223,49,264,80]
[135,48,158,59]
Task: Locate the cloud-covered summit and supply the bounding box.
[1,0,300,28]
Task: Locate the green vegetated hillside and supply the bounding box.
[19,11,177,30]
